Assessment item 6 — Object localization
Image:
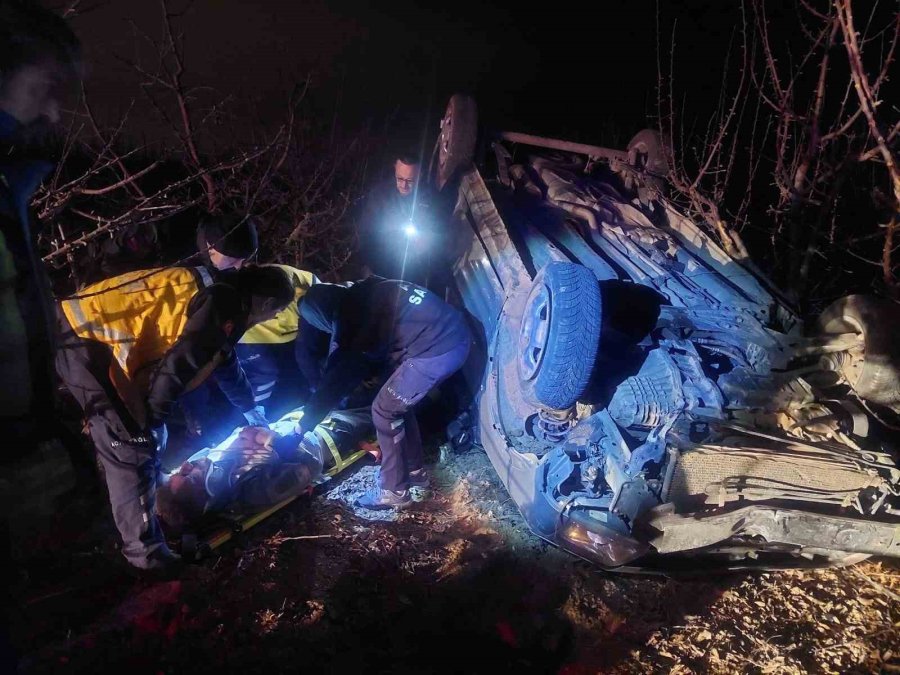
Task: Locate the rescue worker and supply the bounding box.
[55,264,294,571]
[283,277,472,510]
[180,211,266,436]
[236,264,319,417]
[197,211,258,272]
[184,263,320,437]
[155,408,373,531]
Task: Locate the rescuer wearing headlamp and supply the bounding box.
[356,153,443,289]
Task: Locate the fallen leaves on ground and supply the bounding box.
[13,447,900,674]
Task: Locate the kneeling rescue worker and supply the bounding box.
[284,277,473,510]
[55,264,294,571]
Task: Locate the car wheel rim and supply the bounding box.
[519,283,551,382]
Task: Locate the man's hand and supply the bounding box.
[243,405,269,428]
[183,408,203,437]
[228,427,278,467]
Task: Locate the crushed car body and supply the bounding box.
[438,95,900,572]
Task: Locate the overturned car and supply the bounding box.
[436,95,900,571]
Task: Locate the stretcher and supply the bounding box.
[180,409,374,561]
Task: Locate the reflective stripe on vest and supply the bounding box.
[60,267,207,377]
[196,265,214,288]
[240,265,319,345]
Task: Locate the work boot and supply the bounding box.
[407,468,430,489]
[127,545,184,581]
[355,487,412,511]
[408,468,432,502]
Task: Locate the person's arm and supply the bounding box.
[146,285,241,425]
[212,348,255,414]
[297,347,369,433]
[294,315,331,392]
[233,430,323,509]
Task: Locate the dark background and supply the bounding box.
[60,0,897,306]
[66,0,742,152]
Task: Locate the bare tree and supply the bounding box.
[835,0,900,289]
[657,0,899,310]
[37,0,370,289]
[656,2,758,262]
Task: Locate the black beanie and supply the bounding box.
[198,213,259,259]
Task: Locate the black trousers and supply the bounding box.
[55,311,171,569]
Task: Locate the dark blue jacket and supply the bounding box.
[0,110,56,420]
[294,277,469,431]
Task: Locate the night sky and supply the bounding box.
[66,0,742,151]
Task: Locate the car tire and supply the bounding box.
[817,294,900,407]
[437,93,478,191]
[626,129,670,195]
[518,262,602,410]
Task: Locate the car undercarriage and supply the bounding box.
[439,95,900,571]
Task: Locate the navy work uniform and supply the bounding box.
[294,277,472,507]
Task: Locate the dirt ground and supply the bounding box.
[6,438,900,674]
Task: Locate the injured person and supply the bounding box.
[155,408,373,533]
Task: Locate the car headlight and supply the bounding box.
[557,509,648,568]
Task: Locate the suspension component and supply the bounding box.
[536,407,576,443]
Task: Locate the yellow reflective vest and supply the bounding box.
[60,266,214,378]
[240,265,318,345]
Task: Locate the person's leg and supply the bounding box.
[402,412,422,474]
[55,316,174,569]
[369,340,471,495]
[85,416,170,567]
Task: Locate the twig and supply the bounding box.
[813,624,900,651]
[849,567,900,603]
[269,535,333,544]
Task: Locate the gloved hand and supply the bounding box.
[150,423,169,454]
[243,405,269,428]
